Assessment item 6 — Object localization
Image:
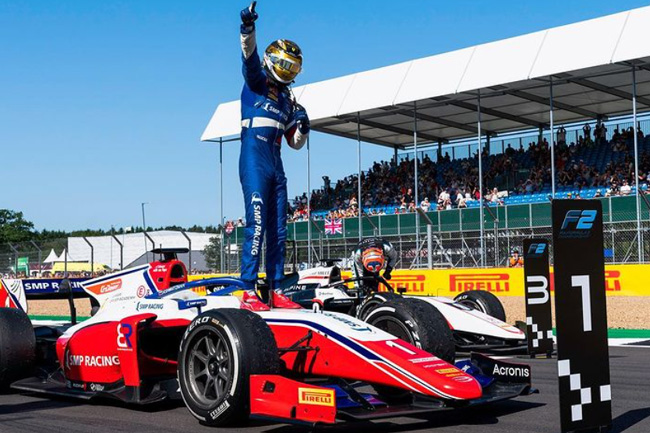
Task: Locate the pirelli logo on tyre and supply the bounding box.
[449,273,510,292]
[298,387,335,407]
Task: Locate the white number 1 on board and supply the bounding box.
[571,275,592,332]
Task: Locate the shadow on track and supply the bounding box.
[260,400,545,433]
[611,407,650,433]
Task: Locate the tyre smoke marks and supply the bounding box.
[552,200,611,433]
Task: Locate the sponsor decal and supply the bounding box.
[89,383,105,392]
[298,387,335,407]
[388,274,425,293]
[136,301,164,311]
[67,354,120,368]
[322,312,371,332]
[436,368,460,375]
[251,192,264,256]
[449,273,510,292]
[527,242,547,257]
[492,364,530,378]
[136,285,148,298]
[152,264,168,273]
[558,209,596,239]
[209,400,231,420]
[87,279,122,295]
[409,356,439,364]
[604,270,621,292]
[117,323,133,349]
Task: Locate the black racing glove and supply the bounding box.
[240,1,258,33]
[383,268,392,280]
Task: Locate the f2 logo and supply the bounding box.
[561,210,597,230]
[526,275,549,305]
[528,243,547,256]
[117,323,133,349]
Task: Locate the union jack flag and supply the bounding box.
[324,218,343,235]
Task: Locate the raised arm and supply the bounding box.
[240,2,265,93]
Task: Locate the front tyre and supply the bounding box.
[178,309,279,426]
[0,307,35,390]
[363,298,455,403]
[453,290,506,322]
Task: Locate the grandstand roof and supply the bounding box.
[202,6,650,149]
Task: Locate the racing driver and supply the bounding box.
[238,2,310,291]
[351,237,398,292]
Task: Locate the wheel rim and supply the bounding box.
[458,299,485,314]
[186,328,233,408]
[371,316,414,345]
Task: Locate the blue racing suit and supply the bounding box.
[239,26,308,288]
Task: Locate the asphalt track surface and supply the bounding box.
[0,346,648,433]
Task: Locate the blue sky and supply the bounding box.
[2,0,649,231]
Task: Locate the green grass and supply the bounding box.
[30,315,90,322]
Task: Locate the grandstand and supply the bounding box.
[203,6,650,270]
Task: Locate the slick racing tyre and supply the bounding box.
[363,298,455,403]
[178,309,280,426]
[0,307,35,390]
[357,291,402,321]
[453,290,506,322]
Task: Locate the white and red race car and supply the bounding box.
[0,252,535,426]
[279,260,527,355]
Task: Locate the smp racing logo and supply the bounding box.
[559,209,597,239]
[251,192,264,256]
[527,242,547,258]
[450,273,510,292]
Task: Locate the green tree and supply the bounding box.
[203,235,222,272]
[0,209,35,244]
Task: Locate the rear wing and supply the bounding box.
[0,279,28,313]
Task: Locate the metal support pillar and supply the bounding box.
[307,136,312,267]
[357,112,362,241]
[29,240,42,276]
[82,237,94,277]
[181,231,192,273]
[427,224,433,269]
[550,76,556,198]
[219,138,224,273]
[413,101,420,266]
[111,235,124,270]
[477,90,485,267]
[632,65,643,262]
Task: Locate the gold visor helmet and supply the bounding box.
[263,39,303,84]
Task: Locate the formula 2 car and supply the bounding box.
[278,260,527,356]
[0,251,534,426]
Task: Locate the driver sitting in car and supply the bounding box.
[351,237,398,292]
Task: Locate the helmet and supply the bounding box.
[263,39,303,84]
[361,247,385,273]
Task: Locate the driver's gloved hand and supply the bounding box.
[383,269,392,280]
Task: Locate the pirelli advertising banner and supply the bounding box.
[191,264,650,297]
[523,239,553,357]
[552,200,611,433]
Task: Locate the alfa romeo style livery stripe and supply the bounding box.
[265,318,459,400]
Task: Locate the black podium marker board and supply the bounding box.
[523,238,553,357]
[552,200,611,433]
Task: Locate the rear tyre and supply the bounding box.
[363,298,455,403]
[178,309,280,426]
[0,307,35,390]
[453,290,506,322]
[357,292,402,321]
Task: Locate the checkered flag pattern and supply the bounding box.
[558,359,611,422]
[526,316,553,348]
